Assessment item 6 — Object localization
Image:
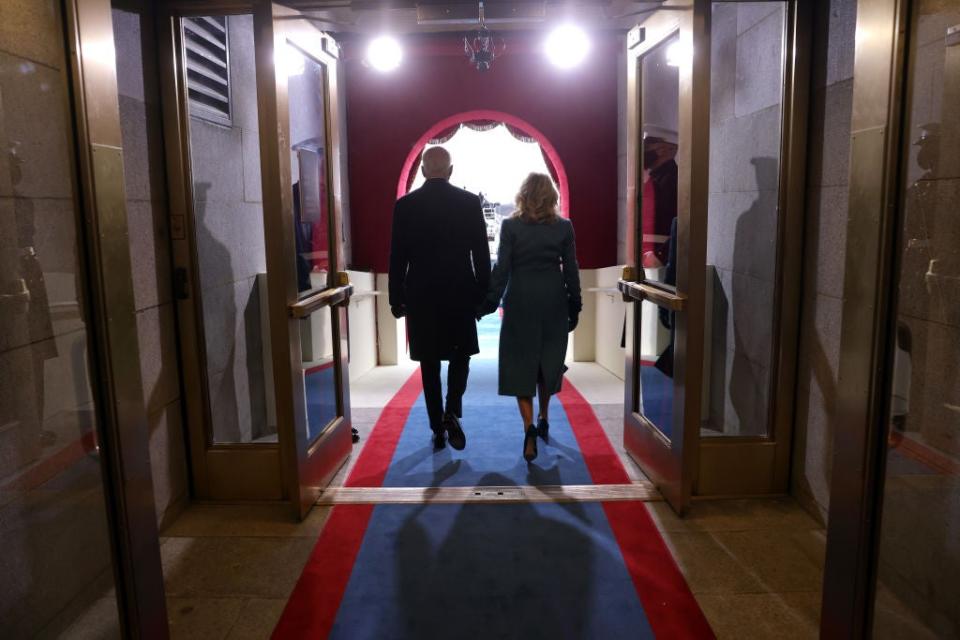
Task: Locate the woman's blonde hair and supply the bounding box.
[513,172,559,223]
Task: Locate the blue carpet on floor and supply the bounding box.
[325,314,657,638]
[639,364,673,440]
[329,498,655,639]
[305,364,338,441]
[384,315,594,487]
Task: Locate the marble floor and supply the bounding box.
[158,361,826,639]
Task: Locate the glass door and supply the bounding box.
[160,3,353,514]
[619,3,709,514]
[870,2,960,636]
[160,7,286,501]
[260,3,353,518]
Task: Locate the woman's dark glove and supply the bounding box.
[476,298,499,319]
[391,304,406,319]
[568,312,579,332]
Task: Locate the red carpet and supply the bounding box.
[273,370,713,639]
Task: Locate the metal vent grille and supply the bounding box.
[183,16,231,123]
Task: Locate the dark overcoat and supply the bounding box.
[388,179,491,361]
[484,217,581,397]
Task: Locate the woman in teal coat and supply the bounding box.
[479,173,582,462]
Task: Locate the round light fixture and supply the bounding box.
[544,25,590,69]
[366,36,402,72]
[665,40,692,67]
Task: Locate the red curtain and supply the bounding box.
[428,124,461,144]
[505,123,537,144]
[462,119,499,132]
[418,119,559,193]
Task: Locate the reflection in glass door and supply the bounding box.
[872,3,960,636]
[182,13,275,446]
[0,0,120,633]
[620,5,708,514]
[265,4,353,518]
[285,47,343,443]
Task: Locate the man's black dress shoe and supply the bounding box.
[432,428,446,450]
[443,413,466,451]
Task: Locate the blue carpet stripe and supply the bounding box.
[328,315,656,639]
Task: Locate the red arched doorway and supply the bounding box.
[396,110,571,217]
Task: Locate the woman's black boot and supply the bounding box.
[523,424,538,462]
[536,417,549,441]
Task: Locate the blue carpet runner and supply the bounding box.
[274,316,713,639]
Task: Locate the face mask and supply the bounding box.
[643,149,659,167]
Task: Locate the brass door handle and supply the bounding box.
[617,279,685,311]
[289,284,354,318]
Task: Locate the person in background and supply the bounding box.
[388,147,491,450]
[478,173,581,462]
[640,130,678,269]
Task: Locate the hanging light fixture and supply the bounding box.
[464,2,505,72]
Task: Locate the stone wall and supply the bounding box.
[188,15,271,444]
[112,6,188,530]
[705,2,786,437]
[791,0,858,522]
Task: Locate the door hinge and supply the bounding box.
[173,267,190,300]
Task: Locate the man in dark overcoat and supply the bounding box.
[388,147,491,450]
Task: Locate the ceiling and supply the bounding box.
[283,0,665,34]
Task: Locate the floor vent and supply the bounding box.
[316,482,661,505]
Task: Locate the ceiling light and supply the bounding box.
[544,25,590,69]
[367,36,402,72]
[665,40,691,67]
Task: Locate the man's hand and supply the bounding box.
[391,304,406,319]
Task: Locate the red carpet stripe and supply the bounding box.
[275,369,712,639]
[558,380,715,639]
[272,369,422,640]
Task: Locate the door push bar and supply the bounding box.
[617,266,685,312]
[289,271,354,318]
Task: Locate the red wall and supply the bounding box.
[343,33,620,271]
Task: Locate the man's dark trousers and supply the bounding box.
[420,356,470,431]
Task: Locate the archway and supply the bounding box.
[396,110,571,217]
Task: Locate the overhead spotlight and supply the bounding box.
[665,40,692,67]
[366,35,402,72]
[544,25,590,69]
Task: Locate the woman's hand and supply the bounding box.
[476,299,499,319]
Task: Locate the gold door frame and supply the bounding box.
[821,0,910,635]
[158,0,352,514]
[259,2,354,519]
[64,0,168,633]
[621,0,710,514]
[158,1,285,501]
[696,0,813,496]
[622,0,813,507]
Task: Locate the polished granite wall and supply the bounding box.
[792,0,858,523]
[873,2,960,635]
[113,6,189,530]
[705,2,786,437]
[0,1,120,635]
[189,15,272,445]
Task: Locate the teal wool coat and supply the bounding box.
[484,216,582,397]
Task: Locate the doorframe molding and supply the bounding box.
[820,0,910,636]
[63,0,168,635]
